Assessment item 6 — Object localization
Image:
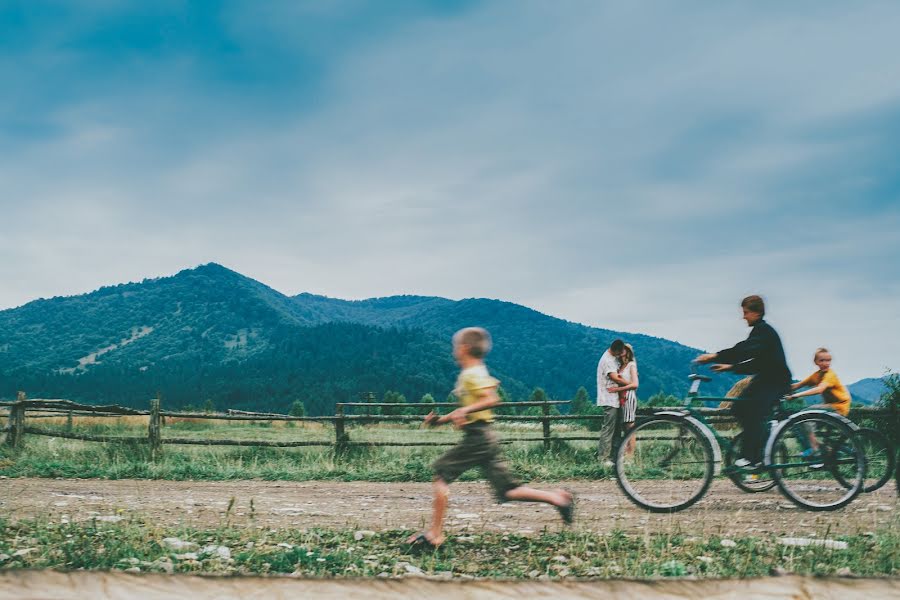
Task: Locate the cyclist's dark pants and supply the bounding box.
[731,385,784,464]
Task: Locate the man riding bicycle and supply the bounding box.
[695,295,792,469]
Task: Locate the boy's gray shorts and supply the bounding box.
[432,422,520,502]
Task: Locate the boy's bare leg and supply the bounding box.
[406,477,449,545]
[427,478,449,544]
[504,486,572,507]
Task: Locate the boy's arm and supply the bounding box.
[439,387,500,427]
[790,374,816,392]
[788,374,828,399]
[789,383,828,399]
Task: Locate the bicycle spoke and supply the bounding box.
[616,418,713,512]
[770,414,864,510]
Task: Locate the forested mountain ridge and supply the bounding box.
[1,263,735,413]
[290,293,732,403]
[847,377,888,405]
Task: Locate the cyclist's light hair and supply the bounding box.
[814,347,831,360]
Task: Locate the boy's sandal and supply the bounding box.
[557,493,576,525]
[405,532,440,552]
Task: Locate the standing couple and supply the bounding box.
[596,339,639,467]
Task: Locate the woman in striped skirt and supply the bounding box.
[608,343,639,453]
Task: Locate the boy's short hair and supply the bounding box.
[814,347,830,359]
[610,339,626,354]
[741,295,766,317]
[453,327,492,358]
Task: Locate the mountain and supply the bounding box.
[0,263,736,414]
[848,377,888,405]
[289,294,734,403]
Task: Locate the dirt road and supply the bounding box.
[1,477,895,536]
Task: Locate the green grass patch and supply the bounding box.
[0,422,624,482]
[0,518,896,578]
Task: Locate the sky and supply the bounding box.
[1,1,899,383]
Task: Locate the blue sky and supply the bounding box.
[1,1,898,383]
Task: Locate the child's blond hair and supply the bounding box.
[814,347,830,360]
[453,327,492,358]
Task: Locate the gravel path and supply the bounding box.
[1,477,896,536]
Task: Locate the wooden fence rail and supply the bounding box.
[2,392,892,457]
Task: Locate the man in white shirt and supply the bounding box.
[597,339,627,466]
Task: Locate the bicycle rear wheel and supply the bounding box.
[615,416,715,513]
[768,413,865,511]
[833,428,895,493]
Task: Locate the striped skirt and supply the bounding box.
[621,390,637,424]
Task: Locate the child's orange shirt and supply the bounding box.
[797,369,851,416]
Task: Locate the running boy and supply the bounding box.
[406,327,574,549]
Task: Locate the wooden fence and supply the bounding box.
[1,392,892,458]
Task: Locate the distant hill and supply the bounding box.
[0,263,738,414]
[289,293,734,403]
[848,377,888,405]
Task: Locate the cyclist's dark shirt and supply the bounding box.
[715,319,792,389]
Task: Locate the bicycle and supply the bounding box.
[837,427,896,493]
[614,373,867,512]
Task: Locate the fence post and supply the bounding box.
[66,410,74,433]
[4,391,26,449]
[149,395,162,460]
[334,404,347,454]
[542,400,551,451]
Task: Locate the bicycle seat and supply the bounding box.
[688,374,712,382]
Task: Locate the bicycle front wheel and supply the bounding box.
[615,416,715,513]
[833,428,895,493]
[768,413,865,511]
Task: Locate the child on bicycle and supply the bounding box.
[405,327,574,550]
[786,347,851,457]
[695,295,792,469]
[786,347,851,416]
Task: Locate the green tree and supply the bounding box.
[523,387,560,416]
[570,386,599,429]
[570,386,592,414]
[382,390,407,416]
[362,391,381,416]
[416,393,435,417]
[203,398,215,413]
[289,400,306,417]
[877,372,900,446]
[644,391,680,408]
[494,386,518,415]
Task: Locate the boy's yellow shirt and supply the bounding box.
[454,364,500,424]
[798,369,851,416]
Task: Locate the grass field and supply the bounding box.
[0,417,629,481]
[2,415,897,579]
[1,517,897,578]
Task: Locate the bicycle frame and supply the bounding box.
[680,378,859,475]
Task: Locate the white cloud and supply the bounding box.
[1,1,898,382]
